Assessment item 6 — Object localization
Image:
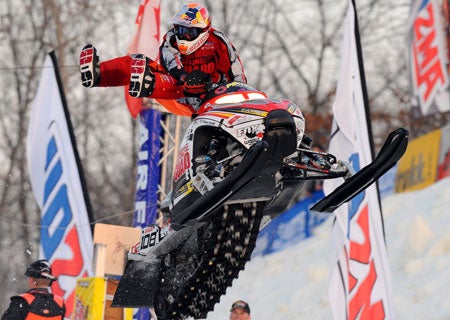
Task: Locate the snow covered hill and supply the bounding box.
[206,177,450,320]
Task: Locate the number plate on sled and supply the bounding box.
[131,224,172,255]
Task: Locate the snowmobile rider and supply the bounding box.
[229,300,252,320]
[80,2,247,115]
[1,259,66,320]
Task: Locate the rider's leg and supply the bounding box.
[80,44,132,87]
[98,55,133,87]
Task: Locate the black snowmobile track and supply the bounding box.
[156,202,264,319]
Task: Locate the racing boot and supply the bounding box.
[79,44,100,88]
[128,54,155,98]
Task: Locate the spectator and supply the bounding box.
[229,300,251,320]
[1,259,66,320]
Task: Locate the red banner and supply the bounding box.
[125,0,161,117]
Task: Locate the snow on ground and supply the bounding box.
[205,177,450,320]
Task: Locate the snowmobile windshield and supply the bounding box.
[202,82,267,105]
[212,92,267,104]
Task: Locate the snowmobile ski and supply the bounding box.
[310,127,409,213]
[109,80,409,319]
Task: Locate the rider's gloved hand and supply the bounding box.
[80,44,100,88]
[128,54,155,98]
[183,70,212,97]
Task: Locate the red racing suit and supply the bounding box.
[158,27,247,84]
[96,27,246,115]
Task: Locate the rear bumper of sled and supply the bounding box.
[112,259,161,308]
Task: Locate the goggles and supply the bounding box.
[174,25,206,41]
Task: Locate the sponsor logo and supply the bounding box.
[395,129,440,191]
[345,153,386,319]
[396,154,426,189]
[238,108,267,117]
[79,48,93,65]
[133,112,161,228]
[174,144,191,182]
[411,2,448,108]
[134,120,149,226]
[41,125,90,316]
[347,205,386,319]
[236,124,263,138]
[130,56,147,75]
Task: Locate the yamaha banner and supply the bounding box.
[407,0,450,117]
[325,1,395,319]
[27,52,94,318]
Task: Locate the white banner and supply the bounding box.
[407,0,450,117]
[325,1,395,319]
[27,52,93,318]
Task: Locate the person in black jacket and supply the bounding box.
[1,259,66,320]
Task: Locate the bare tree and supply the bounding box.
[201,0,413,146]
[0,0,139,310]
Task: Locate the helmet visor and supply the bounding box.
[175,25,205,41]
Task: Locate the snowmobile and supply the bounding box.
[112,81,408,319]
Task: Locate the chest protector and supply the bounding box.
[19,293,65,320]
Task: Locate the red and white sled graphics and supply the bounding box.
[113,80,407,320]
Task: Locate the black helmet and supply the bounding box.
[25,259,58,281]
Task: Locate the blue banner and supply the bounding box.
[253,190,327,256]
[133,109,161,229]
[132,108,161,320]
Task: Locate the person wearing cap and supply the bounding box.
[79,2,247,116]
[229,300,251,320]
[1,259,66,320]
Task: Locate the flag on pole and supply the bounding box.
[325,1,395,319]
[27,51,94,318]
[128,0,161,58]
[125,0,192,118]
[126,1,162,319]
[407,0,450,118]
[127,0,162,231]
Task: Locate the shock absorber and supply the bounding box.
[207,137,220,159]
[207,137,221,177]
